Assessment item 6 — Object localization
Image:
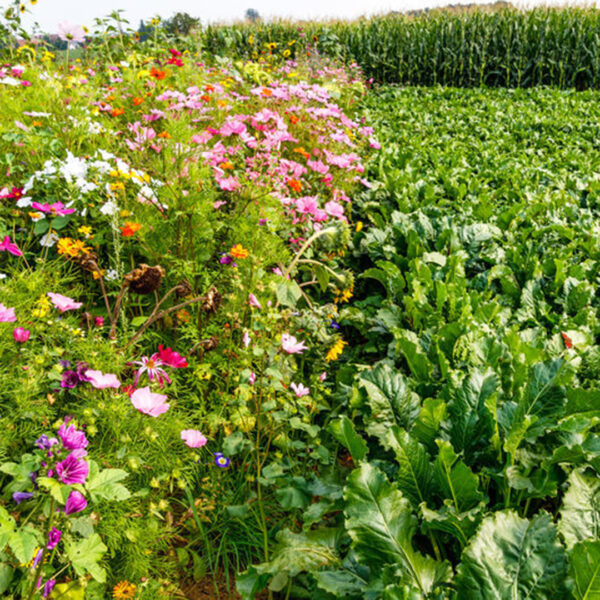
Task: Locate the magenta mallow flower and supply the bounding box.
[58,423,88,450]
[214,452,230,468]
[0,235,22,256]
[64,490,87,515]
[281,333,308,354]
[290,382,310,397]
[84,369,120,389]
[248,293,262,309]
[42,579,56,598]
[13,327,30,343]
[47,292,82,312]
[47,527,62,550]
[130,386,170,417]
[56,451,89,485]
[181,429,207,448]
[0,303,16,322]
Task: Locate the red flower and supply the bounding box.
[158,345,188,368]
[562,332,573,349]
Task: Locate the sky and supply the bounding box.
[20,0,596,34]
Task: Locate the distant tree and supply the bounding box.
[163,12,200,36]
[245,8,261,22]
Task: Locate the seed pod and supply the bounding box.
[124,264,166,295]
[201,286,222,314]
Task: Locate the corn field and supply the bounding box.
[200,7,600,89]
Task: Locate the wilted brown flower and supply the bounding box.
[124,264,165,295]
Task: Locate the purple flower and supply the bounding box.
[60,370,80,389]
[219,254,234,265]
[64,490,87,515]
[47,527,61,550]
[35,434,58,450]
[76,361,90,381]
[32,548,43,568]
[57,423,88,450]
[59,359,71,368]
[330,321,340,330]
[213,452,230,468]
[13,491,33,504]
[56,452,89,485]
[42,580,56,598]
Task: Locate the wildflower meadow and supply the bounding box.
[2,1,600,599]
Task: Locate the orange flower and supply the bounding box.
[293,147,310,159]
[111,108,124,117]
[132,96,144,106]
[230,244,249,259]
[261,87,272,97]
[289,114,299,125]
[150,68,166,80]
[158,131,170,139]
[113,581,137,599]
[201,94,211,103]
[220,161,234,170]
[121,222,142,237]
[287,179,302,193]
[205,84,215,92]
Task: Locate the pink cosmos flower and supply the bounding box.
[0,236,23,257]
[30,202,75,217]
[130,386,170,417]
[0,304,17,322]
[281,333,308,354]
[296,196,319,215]
[157,345,188,368]
[132,355,171,386]
[248,293,262,309]
[218,176,240,192]
[13,327,30,343]
[320,372,327,381]
[47,292,82,312]
[84,370,120,389]
[249,372,256,384]
[290,382,310,397]
[324,200,345,220]
[57,22,86,44]
[181,429,207,448]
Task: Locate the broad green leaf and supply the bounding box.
[413,398,447,452]
[508,359,566,450]
[455,511,567,599]
[254,529,340,587]
[395,334,431,382]
[0,564,13,595]
[344,463,451,595]
[66,533,108,583]
[387,427,436,508]
[569,541,600,600]
[559,469,600,548]
[434,440,483,512]
[442,369,498,464]
[328,416,368,463]
[359,363,421,447]
[87,467,131,501]
[420,504,482,549]
[276,280,302,308]
[9,526,39,564]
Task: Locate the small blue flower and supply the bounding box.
[330,320,340,330]
[13,491,33,504]
[213,452,230,468]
